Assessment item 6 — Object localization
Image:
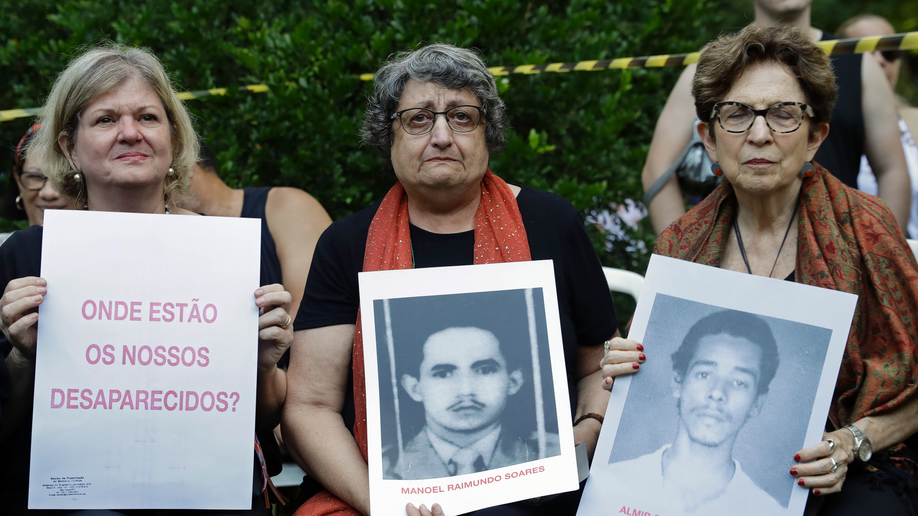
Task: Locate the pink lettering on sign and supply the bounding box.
[114,301,128,321]
[49,388,241,413]
[78,300,218,322]
[130,302,142,321]
[149,302,161,322]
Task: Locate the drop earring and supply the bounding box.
[711,162,723,177]
[800,162,816,179]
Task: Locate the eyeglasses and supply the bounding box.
[877,50,902,63]
[711,101,815,134]
[20,172,49,191]
[391,105,483,135]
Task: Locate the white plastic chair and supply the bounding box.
[908,239,918,259]
[602,266,645,303]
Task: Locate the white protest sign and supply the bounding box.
[360,261,580,516]
[29,210,260,510]
[579,255,856,516]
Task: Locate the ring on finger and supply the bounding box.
[829,457,839,474]
[604,339,611,353]
[825,438,836,454]
[280,314,292,330]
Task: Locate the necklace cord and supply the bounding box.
[733,192,801,278]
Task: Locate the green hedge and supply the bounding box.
[2,0,914,287]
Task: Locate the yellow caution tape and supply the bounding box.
[3,32,917,123]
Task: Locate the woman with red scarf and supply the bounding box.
[282,44,642,516]
[637,26,918,515]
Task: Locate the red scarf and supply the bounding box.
[296,170,530,516]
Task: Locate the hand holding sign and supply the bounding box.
[0,276,47,358]
[255,283,294,371]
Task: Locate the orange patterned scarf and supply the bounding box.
[295,170,530,516]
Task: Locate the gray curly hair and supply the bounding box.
[361,43,508,160]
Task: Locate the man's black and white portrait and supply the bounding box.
[373,288,561,480]
[607,294,832,514]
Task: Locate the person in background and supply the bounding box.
[641,0,910,236]
[180,137,331,329]
[0,124,74,245]
[838,14,918,239]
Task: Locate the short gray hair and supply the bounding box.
[31,43,198,207]
[361,43,507,160]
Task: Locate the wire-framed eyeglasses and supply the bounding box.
[390,105,484,135]
[20,172,49,191]
[710,101,815,134]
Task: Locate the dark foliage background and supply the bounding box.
[1,0,915,326]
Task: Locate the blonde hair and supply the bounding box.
[30,43,198,207]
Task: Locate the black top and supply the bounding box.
[294,185,619,431]
[0,226,42,509]
[239,187,286,473]
[814,31,864,189]
[241,187,283,287]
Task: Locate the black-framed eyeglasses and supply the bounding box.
[20,172,49,191]
[710,101,815,134]
[390,105,484,135]
[878,49,902,63]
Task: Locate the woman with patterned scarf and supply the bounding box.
[640,26,918,515]
[281,44,641,516]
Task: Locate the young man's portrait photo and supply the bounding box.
[607,295,832,514]
[373,289,561,480]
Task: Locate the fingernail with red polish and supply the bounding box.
[798,479,805,486]
[790,468,798,476]
[794,454,801,462]
[636,344,644,351]
[632,363,640,370]
[639,353,646,361]
[813,489,821,495]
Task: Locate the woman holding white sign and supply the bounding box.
[617,26,918,515]
[0,44,295,513]
[282,44,644,516]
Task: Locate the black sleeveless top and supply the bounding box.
[814,32,865,189]
[240,187,286,475]
[242,187,283,287]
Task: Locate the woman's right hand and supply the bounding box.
[406,503,444,516]
[0,276,46,358]
[600,337,645,391]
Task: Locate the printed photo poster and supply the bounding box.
[29,210,261,510]
[359,260,580,516]
[579,255,857,516]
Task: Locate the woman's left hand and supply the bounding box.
[254,284,294,370]
[599,337,645,391]
[790,429,854,495]
[406,503,444,516]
